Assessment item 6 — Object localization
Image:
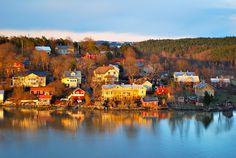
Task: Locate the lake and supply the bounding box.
[0,109,235,158]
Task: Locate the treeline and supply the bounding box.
[134,37,236,62]
[0,36,77,56]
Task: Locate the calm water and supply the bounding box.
[0,109,235,158]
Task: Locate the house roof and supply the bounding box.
[14,71,48,77]
[94,65,116,74]
[143,97,159,102]
[194,82,214,89]
[30,87,54,91]
[64,71,81,78]
[174,71,195,76]
[35,46,51,52]
[27,71,48,77]
[102,84,144,89]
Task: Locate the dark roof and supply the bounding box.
[27,71,48,76]
[143,97,159,102]
[14,71,48,77]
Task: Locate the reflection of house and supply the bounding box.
[194,82,215,97]
[0,90,4,103]
[61,71,82,88]
[55,45,74,55]
[141,97,159,108]
[11,71,47,87]
[210,77,230,87]
[35,46,51,54]
[93,65,119,83]
[173,71,199,83]
[67,88,85,102]
[102,84,146,100]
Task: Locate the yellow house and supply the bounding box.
[102,84,146,100]
[12,71,47,87]
[93,65,119,83]
[194,82,215,97]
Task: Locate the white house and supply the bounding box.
[173,71,200,83]
[210,77,230,87]
[35,46,51,54]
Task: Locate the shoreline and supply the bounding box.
[1,104,235,113]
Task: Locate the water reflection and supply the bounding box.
[0,108,234,138]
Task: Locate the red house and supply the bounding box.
[141,97,159,108]
[67,88,85,102]
[83,53,99,60]
[30,87,54,96]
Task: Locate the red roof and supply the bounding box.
[31,87,54,91]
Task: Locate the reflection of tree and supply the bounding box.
[195,113,214,129]
[168,112,192,137]
[215,111,234,134]
[124,124,139,139]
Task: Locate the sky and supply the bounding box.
[1,0,236,41]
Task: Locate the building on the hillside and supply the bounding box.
[210,77,230,87]
[30,87,54,96]
[11,71,47,87]
[6,62,25,76]
[142,81,153,91]
[141,97,159,108]
[35,46,51,54]
[67,88,85,103]
[93,65,119,83]
[193,82,215,97]
[102,84,146,100]
[83,53,99,60]
[55,45,74,55]
[173,71,200,83]
[61,71,82,88]
[0,90,4,103]
[155,86,169,96]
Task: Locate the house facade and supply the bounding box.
[194,82,215,97]
[102,84,146,100]
[61,71,82,88]
[93,65,119,83]
[173,71,200,83]
[210,77,230,87]
[55,45,74,55]
[6,62,25,76]
[141,97,159,108]
[11,71,47,87]
[0,90,4,103]
[67,88,85,102]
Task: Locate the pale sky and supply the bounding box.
[1,0,236,41]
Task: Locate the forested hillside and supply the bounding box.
[134,37,236,63]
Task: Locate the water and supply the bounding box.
[0,109,235,158]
